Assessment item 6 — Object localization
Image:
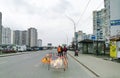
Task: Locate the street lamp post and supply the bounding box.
[66,16,78,51]
[96,35,98,56]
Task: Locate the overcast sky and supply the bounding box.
[0,0,104,46]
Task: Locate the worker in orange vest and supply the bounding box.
[57,45,63,57]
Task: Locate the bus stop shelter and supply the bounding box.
[78,39,105,55]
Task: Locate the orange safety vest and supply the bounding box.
[57,47,61,52]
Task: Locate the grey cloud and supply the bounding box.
[11,0,48,15]
[9,0,73,20]
[52,0,72,13]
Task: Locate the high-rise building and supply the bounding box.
[28,28,38,47]
[104,0,110,38]
[0,12,2,25]
[13,30,28,46]
[104,0,120,37]
[0,12,2,45]
[2,27,11,45]
[21,30,28,45]
[13,30,22,45]
[93,8,108,41]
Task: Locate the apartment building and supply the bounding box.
[0,12,2,45]
[13,30,22,45]
[93,8,108,41]
[104,0,120,37]
[28,28,38,47]
[2,27,11,44]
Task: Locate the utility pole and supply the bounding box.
[96,26,99,56]
[96,35,98,56]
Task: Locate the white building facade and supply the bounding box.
[21,30,28,46]
[93,8,108,41]
[0,12,2,45]
[28,28,38,47]
[37,39,42,47]
[13,30,28,46]
[2,27,11,45]
[77,31,84,42]
[13,30,22,45]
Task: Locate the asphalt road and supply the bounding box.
[0,50,92,78]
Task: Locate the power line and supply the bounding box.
[80,0,104,27]
[76,0,92,25]
[65,0,104,32]
[78,1,104,34]
[96,0,104,10]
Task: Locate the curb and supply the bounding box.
[68,53,100,78]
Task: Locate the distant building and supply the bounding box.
[13,28,38,47]
[77,31,84,42]
[76,31,93,41]
[47,43,52,48]
[0,12,2,45]
[13,30,22,45]
[21,30,28,45]
[2,27,11,45]
[13,30,28,46]
[37,39,42,47]
[28,28,38,47]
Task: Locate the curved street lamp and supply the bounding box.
[65,15,78,51]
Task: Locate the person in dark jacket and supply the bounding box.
[63,46,68,57]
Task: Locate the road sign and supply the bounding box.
[111,20,120,26]
[91,35,96,40]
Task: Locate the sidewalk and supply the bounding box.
[68,51,120,78]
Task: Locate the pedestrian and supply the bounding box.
[63,46,68,57]
[57,45,64,57]
[74,50,78,56]
[57,45,62,57]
